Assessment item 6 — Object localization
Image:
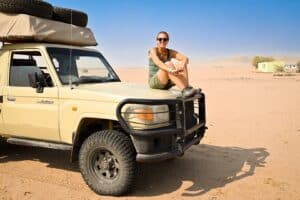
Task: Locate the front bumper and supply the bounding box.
[116,89,206,162]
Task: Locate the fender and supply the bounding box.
[69,113,117,162]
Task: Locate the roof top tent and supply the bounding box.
[0,12,97,46]
[257,61,285,73]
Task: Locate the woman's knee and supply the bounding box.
[157,70,169,84]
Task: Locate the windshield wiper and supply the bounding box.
[76,76,120,84]
[77,76,104,83]
[102,77,120,82]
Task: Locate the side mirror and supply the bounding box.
[28,72,45,93]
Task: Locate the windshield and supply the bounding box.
[47,47,120,85]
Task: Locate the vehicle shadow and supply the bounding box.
[132,144,269,197]
[0,141,269,197]
[0,141,79,171]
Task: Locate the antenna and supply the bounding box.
[68,9,74,89]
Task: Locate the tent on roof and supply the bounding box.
[0,12,97,46]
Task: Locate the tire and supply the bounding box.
[166,157,177,162]
[0,0,53,19]
[0,136,6,144]
[52,6,88,27]
[79,130,136,196]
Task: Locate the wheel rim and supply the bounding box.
[90,148,120,181]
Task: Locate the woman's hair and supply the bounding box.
[156,31,169,39]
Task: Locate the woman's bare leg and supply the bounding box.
[184,64,189,83]
[177,64,189,83]
[156,69,188,90]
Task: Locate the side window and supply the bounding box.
[9,51,54,87]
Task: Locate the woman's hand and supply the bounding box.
[165,61,179,74]
[169,49,189,71]
[174,61,185,72]
[168,59,184,74]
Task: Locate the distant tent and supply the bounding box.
[257,61,285,72]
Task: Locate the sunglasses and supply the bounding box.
[157,38,169,42]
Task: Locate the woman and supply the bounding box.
[148,31,196,97]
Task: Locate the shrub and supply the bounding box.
[274,65,284,72]
[252,56,275,68]
[297,61,300,73]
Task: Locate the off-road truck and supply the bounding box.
[0,42,206,195]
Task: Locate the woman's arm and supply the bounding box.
[170,49,189,65]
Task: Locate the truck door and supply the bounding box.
[0,50,7,134]
[1,50,60,141]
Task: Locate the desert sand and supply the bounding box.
[0,64,300,200]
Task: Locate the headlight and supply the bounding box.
[122,104,169,130]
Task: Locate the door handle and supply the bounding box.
[7,96,16,102]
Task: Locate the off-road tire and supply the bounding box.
[52,6,88,27]
[79,130,136,196]
[0,0,53,19]
[0,137,6,145]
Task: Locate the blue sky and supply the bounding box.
[48,0,300,67]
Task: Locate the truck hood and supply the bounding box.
[64,82,181,102]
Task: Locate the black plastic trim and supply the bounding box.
[6,137,72,150]
[136,133,202,162]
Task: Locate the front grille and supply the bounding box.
[116,92,205,136]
